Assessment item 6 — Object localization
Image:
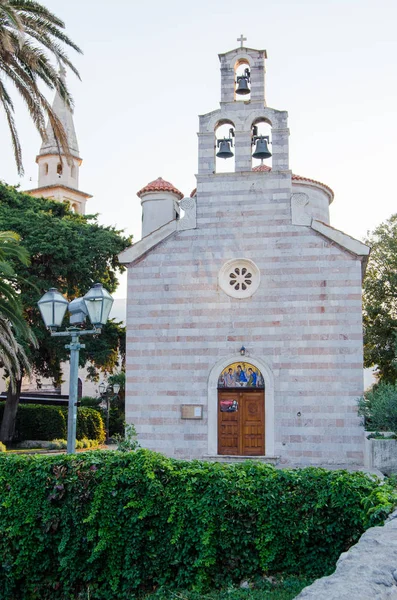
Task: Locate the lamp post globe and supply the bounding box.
[83,283,114,327]
[99,382,106,395]
[113,383,120,395]
[37,288,68,330]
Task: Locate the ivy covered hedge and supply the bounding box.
[0,403,105,443]
[0,450,396,600]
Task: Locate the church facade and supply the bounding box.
[120,42,370,466]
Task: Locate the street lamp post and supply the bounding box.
[38,283,114,454]
[99,382,120,444]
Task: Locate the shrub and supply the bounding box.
[76,438,98,449]
[80,396,102,409]
[113,422,139,451]
[75,407,105,444]
[0,441,5,452]
[0,451,396,600]
[358,381,397,432]
[0,402,67,441]
[0,403,105,443]
[48,439,67,450]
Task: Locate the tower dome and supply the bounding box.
[138,177,183,238]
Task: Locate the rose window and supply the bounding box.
[219,259,260,299]
[229,266,252,291]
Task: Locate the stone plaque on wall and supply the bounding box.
[181,405,203,419]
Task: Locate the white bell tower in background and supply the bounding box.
[26,68,92,214]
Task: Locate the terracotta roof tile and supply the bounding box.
[252,164,272,172]
[291,173,334,198]
[190,188,197,197]
[137,177,183,200]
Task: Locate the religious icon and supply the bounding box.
[218,362,264,388]
[220,399,239,412]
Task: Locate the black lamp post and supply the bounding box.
[99,382,120,444]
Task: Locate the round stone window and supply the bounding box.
[218,258,260,299]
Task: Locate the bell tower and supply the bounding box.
[25,68,92,214]
[197,36,289,176]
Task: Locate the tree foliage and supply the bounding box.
[0,0,82,174]
[358,381,397,433]
[0,183,131,383]
[363,214,397,382]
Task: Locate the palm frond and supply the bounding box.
[0,0,82,173]
[0,230,30,264]
[0,78,23,173]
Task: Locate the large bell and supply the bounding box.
[216,138,234,159]
[236,76,250,95]
[252,136,272,160]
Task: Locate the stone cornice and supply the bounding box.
[311,219,370,278]
[25,184,92,198]
[118,220,177,265]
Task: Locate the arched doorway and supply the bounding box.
[217,361,265,455]
[207,355,275,457]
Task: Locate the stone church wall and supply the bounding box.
[125,170,364,465]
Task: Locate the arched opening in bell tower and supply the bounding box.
[234,59,251,101]
[215,120,235,174]
[251,118,272,170]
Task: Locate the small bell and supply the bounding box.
[216,138,234,159]
[236,68,251,95]
[252,135,272,160]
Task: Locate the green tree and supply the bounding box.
[0,230,35,389]
[0,0,82,174]
[358,381,397,433]
[363,214,397,382]
[0,183,131,441]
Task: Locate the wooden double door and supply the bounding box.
[218,389,265,456]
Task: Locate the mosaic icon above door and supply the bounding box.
[218,362,264,388]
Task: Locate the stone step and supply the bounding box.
[203,455,280,465]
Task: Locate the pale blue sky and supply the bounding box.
[1,0,396,299]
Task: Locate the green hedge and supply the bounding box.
[0,450,396,600]
[76,407,105,443]
[0,403,105,443]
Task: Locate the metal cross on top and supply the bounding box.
[237,34,247,48]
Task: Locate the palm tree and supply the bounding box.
[0,230,35,390]
[0,313,31,385]
[0,0,82,175]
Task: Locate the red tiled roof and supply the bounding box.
[253,165,334,199]
[137,177,183,200]
[190,188,197,197]
[252,164,272,172]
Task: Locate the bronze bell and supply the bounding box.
[236,76,250,95]
[236,68,251,95]
[252,135,272,160]
[216,138,234,159]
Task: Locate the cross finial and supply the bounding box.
[237,34,247,48]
